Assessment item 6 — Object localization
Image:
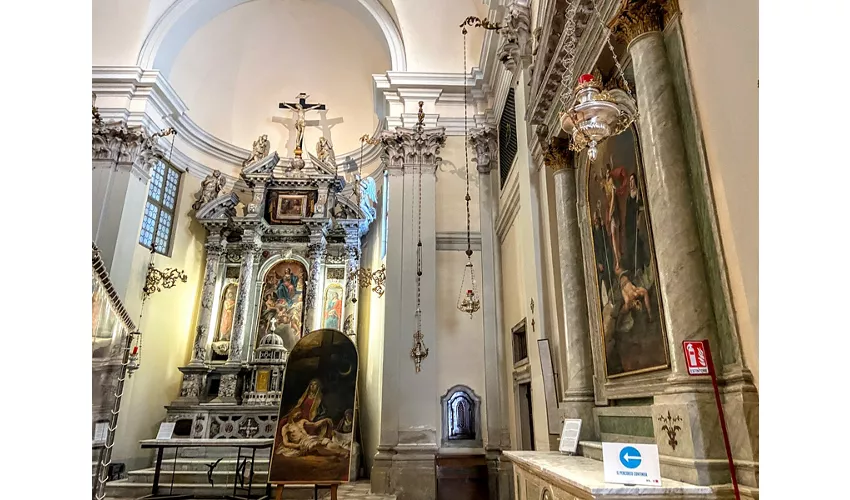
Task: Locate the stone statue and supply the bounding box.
[192,170,226,210]
[243,134,270,167]
[316,136,336,166]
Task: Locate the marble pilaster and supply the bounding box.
[544,138,596,439]
[470,125,512,500]
[189,234,225,365]
[228,229,263,365]
[303,225,328,335]
[343,224,362,338]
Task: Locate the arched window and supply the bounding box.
[440,385,481,448]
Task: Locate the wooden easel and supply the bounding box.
[273,483,339,500]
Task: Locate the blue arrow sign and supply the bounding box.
[619,446,642,469]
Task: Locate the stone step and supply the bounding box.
[105,479,394,500]
[153,457,271,472]
[578,440,602,461]
[127,467,268,485]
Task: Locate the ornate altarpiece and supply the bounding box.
[164,150,377,441]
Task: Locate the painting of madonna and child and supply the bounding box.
[268,329,358,483]
[586,126,670,378]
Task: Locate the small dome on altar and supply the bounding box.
[258,332,285,349]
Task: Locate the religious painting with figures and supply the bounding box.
[256,260,307,351]
[322,284,344,330]
[586,126,669,378]
[267,192,314,224]
[269,329,357,484]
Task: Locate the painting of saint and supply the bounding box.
[270,193,309,222]
[586,126,669,378]
[214,283,237,342]
[269,329,358,484]
[322,284,344,330]
[256,260,307,350]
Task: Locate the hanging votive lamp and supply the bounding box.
[559,73,636,161]
[456,258,481,318]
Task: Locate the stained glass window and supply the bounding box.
[139,161,182,254]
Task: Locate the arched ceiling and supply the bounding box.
[163,0,394,158]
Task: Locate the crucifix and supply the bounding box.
[279,93,326,157]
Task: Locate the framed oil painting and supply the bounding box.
[214,283,238,342]
[256,260,308,350]
[268,193,309,223]
[269,329,358,484]
[321,284,344,330]
[585,125,669,378]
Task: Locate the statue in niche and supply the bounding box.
[243,134,270,167]
[193,170,226,210]
[316,136,336,166]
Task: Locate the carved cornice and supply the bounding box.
[609,0,680,46]
[543,137,573,172]
[468,125,498,174]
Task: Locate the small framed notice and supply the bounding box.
[558,419,582,454]
[94,422,109,443]
[156,422,176,440]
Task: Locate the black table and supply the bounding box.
[139,438,274,500]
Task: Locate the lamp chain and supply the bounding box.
[463,26,472,259]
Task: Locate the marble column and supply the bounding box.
[218,228,262,404]
[544,139,596,438]
[304,227,328,335]
[469,126,511,500]
[343,225,362,338]
[189,233,225,366]
[610,0,755,487]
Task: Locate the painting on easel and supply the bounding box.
[269,329,357,484]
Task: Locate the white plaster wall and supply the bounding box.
[357,185,387,475]
[678,0,759,387]
[112,175,206,468]
[93,0,156,65]
[436,137,481,233]
[435,250,486,445]
[167,0,391,157]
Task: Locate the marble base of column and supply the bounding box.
[210,367,241,405]
[370,446,395,494]
[172,366,208,406]
[485,450,512,500]
[388,447,436,500]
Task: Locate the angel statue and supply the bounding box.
[243,134,270,167]
[316,136,336,166]
[192,170,226,211]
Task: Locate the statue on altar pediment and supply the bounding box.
[316,136,336,166]
[193,170,226,210]
[243,134,271,167]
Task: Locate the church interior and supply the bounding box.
[90,1,759,499]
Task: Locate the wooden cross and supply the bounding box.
[279,93,326,154]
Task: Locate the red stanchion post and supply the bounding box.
[699,340,741,500]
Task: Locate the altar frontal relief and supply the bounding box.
[257,260,307,351]
[586,126,669,378]
[269,329,357,483]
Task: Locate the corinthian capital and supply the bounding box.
[468,125,498,174]
[380,125,447,167]
[543,137,573,172]
[610,0,680,46]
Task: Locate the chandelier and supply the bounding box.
[557,0,637,161]
[454,17,500,318]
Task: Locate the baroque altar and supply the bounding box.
[164,142,377,441]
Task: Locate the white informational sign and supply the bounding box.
[602,442,662,486]
[156,422,176,440]
[94,422,109,442]
[558,419,582,454]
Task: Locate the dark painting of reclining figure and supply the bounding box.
[269,328,357,484]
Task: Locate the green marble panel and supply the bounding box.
[612,397,654,407]
[598,415,655,438]
[663,20,738,365]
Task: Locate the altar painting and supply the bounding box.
[214,283,237,342]
[269,329,357,483]
[257,260,307,350]
[586,126,669,378]
[322,284,344,330]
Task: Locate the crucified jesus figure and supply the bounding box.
[279,93,326,155]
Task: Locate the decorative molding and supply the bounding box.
[496,170,521,244]
[137,0,406,74]
[436,232,483,252]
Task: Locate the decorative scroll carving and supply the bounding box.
[498,1,532,72]
[610,0,680,46]
[468,125,498,174]
[543,137,573,172]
